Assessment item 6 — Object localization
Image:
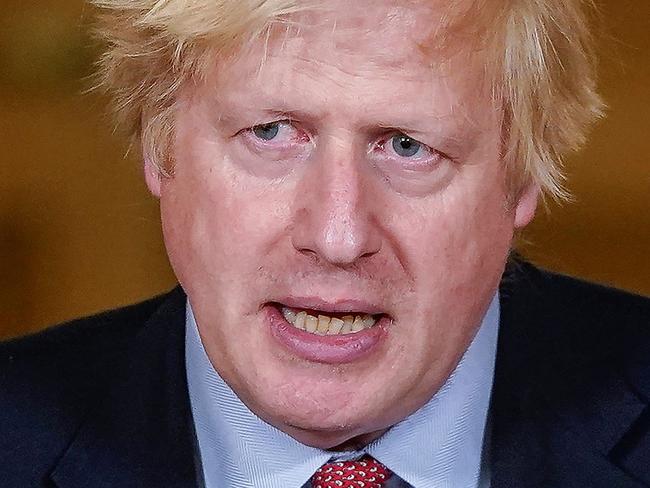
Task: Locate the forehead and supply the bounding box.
[278,2,436,68]
[204,0,494,127]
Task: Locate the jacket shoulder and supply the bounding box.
[501,261,650,398]
[1,292,171,359]
[504,260,650,315]
[492,263,650,487]
[0,289,181,483]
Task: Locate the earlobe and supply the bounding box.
[514,183,540,229]
[144,156,162,198]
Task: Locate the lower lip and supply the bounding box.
[265,305,390,364]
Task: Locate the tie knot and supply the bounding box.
[311,455,393,488]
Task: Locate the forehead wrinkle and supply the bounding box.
[260,3,437,77]
[287,59,488,131]
[267,36,427,85]
[255,35,444,106]
[289,54,418,93]
[222,51,490,136]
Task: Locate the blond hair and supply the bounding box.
[91,0,604,199]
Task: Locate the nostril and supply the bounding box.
[296,246,320,262]
[359,249,380,260]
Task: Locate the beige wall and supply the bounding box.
[1,0,648,340]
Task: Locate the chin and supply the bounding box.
[275,406,398,450]
[278,415,373,450]
[248,379,399,445]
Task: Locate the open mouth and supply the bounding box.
[270,303,386,336]
[266,302,391,364]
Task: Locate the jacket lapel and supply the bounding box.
[50,287,198,488]
[491,263,650,487]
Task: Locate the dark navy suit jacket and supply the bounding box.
[2,262,649,487]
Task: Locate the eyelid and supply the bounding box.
[249,118,292,131]
[240,118,313,153]
[243,120,296,143]
[234,118,290,136]
[375,132,434,156]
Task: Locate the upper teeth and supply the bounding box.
[281,307,377,335]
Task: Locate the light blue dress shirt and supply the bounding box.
[185,295,499,488]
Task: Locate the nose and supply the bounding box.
[291,149,382,267]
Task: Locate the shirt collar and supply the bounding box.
[185,295,499,488]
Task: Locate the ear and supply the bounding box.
[144,155,162,198]
[513,183,540,229]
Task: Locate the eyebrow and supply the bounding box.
[372,116,482,150]
[215,98,318,125]
[215,95,484,152]
[221,100,472,131]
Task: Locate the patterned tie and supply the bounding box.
[311,455,393,488]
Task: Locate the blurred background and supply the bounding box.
[1,0,648,340]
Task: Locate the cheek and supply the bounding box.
[163,101,286,270]
[159,160,292,291]
[389,178,514,301]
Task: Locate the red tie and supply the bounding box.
[311,455,393,488]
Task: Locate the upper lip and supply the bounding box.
[271,296,386,315]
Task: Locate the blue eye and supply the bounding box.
[252,122,280,141]
[391,134,421,157]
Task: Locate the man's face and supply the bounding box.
[148,0,537,448]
